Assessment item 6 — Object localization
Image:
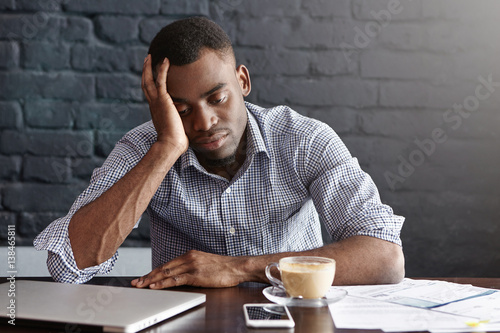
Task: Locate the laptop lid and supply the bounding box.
[0,280,206,332]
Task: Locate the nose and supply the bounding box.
[192,106,217,132]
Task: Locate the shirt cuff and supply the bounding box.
[34,216,118,283]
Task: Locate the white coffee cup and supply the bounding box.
[265,256,336,299]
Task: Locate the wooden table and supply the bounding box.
[1,277,499,332]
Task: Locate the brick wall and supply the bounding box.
[1,0,499,277]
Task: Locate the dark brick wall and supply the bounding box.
[1,0,499,277]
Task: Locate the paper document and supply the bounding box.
[434,289,500,321]
[329,295,480,332]
[329,278,500,332]
[340,278,496,308]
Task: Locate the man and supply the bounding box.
[35,17,405,288]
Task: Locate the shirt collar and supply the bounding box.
[246,107,269,158]
[179,105,269,173]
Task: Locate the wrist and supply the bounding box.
[153,139,188,157]
[237,256,269,284]
[143,141,186,176]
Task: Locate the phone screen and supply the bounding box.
[246,305,291,321]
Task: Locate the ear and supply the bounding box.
[236,64,251,97]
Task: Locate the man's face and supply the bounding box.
[165,49,251,167]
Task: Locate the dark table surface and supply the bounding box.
[1,277,499,333]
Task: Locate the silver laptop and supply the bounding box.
[0,280,205,332]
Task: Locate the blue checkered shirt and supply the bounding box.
[34,102,404,283]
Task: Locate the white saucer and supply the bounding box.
[263,286,347,307]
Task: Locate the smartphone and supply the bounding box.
[243,303,295,328]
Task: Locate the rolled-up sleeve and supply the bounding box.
[34,215,118,283]
[33,136,144,283]
[304,124,404,246]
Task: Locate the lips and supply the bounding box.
[193,133,228,151]
[195,133,226,144]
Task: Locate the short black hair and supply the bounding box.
[148,17,234,70]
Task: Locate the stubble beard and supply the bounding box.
[204,152,237,168]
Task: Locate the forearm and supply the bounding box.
[69,141,182,269]
[241,236,405,286]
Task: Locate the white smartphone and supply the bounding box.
[243,303,295,328]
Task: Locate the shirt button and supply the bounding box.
[226,188,231,194]
[229,227,236,235]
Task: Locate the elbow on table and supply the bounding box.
[379,245,405,284]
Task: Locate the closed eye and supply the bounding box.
[210,96,226,105]
[175,104,191,116]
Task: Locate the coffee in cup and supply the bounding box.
[265,256,336,299]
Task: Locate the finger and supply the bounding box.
[149,274,188,289]
[141,54,156,102]
[155,57,170,98]
[132,269,160,288]
[133,263,185,288]
[131,267,159,288]
[131,277,143,287]
[141,54,152,102]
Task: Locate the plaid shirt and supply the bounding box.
[34,102,404,283]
